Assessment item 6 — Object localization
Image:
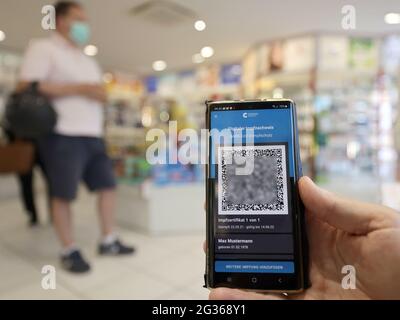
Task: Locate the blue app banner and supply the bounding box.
[215,260,295,273]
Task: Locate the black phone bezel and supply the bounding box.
[205,99,309,292]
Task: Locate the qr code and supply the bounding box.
[217,144,288,215]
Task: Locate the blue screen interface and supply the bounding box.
[210,104,297,274]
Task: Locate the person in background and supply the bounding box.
[17,1,134,273]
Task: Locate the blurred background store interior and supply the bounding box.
[0,0,400,299]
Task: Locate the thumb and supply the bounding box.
[298,176,395,235]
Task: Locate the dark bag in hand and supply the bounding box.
[2,82,57,139]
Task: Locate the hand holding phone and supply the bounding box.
[209,176,400,300]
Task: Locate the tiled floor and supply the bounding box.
[0,178,208,300]
[0,172,392,300]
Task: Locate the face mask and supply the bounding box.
[69,21,90,46]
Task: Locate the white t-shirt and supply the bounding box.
[19,33,104,137]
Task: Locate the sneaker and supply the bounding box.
[61,249,91,273]
[28,218,39,227]
[98,239,135,256]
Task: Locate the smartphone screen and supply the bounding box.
[206,99,306,292]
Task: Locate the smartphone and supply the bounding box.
[205,99,309,293]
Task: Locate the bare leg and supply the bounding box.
[51,198,74,248]
[97,188,134,255]
[98,189,116,237]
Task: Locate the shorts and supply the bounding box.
[38,134,116,201]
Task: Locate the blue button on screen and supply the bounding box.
[215,261,295,273]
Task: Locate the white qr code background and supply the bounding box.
[217,144,289,215]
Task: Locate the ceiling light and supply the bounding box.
[152,60,167,71]
[385,13,400,24]
[0,30,5,42]
[84,44,98,56]
[192,53,204,64]
[201,46,214,58]
[194,20,206,31]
